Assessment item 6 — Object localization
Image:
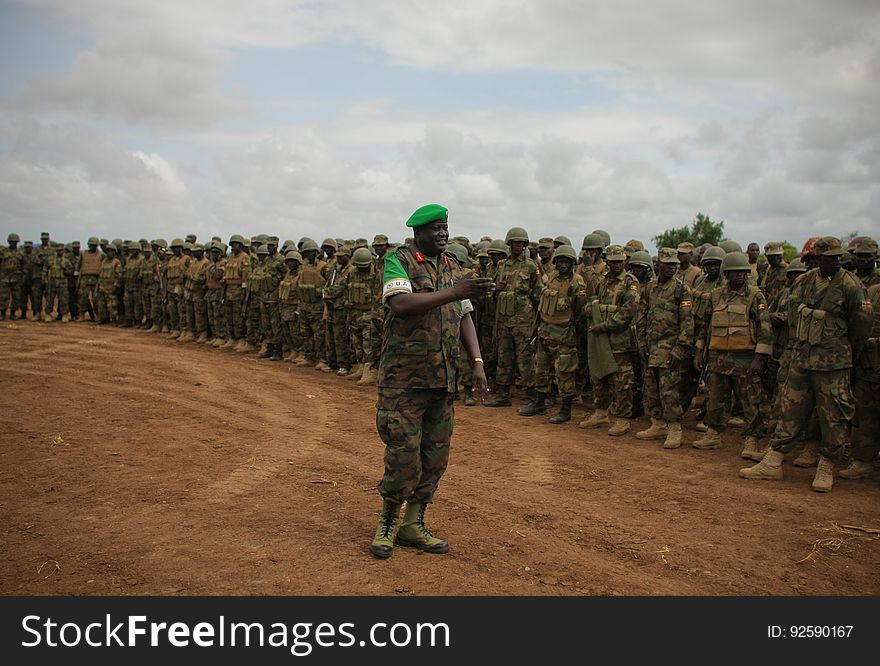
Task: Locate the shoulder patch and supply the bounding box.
[758,303,766,311]
[681,299,693,308]
[630,284,638,291]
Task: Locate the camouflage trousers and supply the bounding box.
[376,387,453,505]
[222,286,243,340]
[259,299,282,344]
[369,313,383,367]
[643,365,683,423]
[767,348,820,440]
[77,276,98,318]
[280,304,301,352]
[851,376,880,463]
[477,314,496,380]
[245,297,261,344]
[299,308,326,362]
[207,290,225,339]
[0,279,22,316]
[95,286,118,323]
[189,293,208,334]
[348,309,373,365]
[705,371,760,434]
[151,291,165,329]
[534,335,579,398]
[140,286,157,325]
[44,278,69,317]
[325,310,350,369]
[593,352,635,418]
[494,316,535,390]
[24,279,43,316]
[769,361,855,463]
[165,291,181,330]
[124,286,143,325]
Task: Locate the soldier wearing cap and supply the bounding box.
[77,237,102,321]
[1,233,25,320]
[536,237,555,279]
[165,238,190,338]
[692,252,774,459]
[741,236,871,492]
[675,242,702,289]
[849,236,879,288]
[486,227,541,411]
[759,242,788,304]
[120,242,144,327]
[369,203,492,559]
[581,245,640,435]
[96,245,122,324]
[635,248,695,449]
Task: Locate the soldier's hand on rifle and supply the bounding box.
[747,354,767,377]
[589,323,607,335]
[453,277,494,300]
[694,349,706,372]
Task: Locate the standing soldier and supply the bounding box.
[345,247,376,381]
[44,245,74,322]
[165,239,189,338]
[1,233,24,320]
[95,245,122,324]
[138,244,158,329]
[278,250,303,362]
[22,240,47,321]
[362,234,390,386]
[221,235,250,349]
[581,245,640,435]
[68,241,81,320]
[536,238,555,280]
[523,244,586,423]
[322,247,353,373]
[486,227,540,411]
[207,243,228,346]
[849,237,879,287]
[258,240,286,360]
[740,237,871,492]
[693,252,774,459]
[295,239,330,368]
[635,247,694,449]
[577,233,607,296]
[690,246,726,430]
[121,243,144,328]
[77,237,102,322]
[675,242,702,289]
[185,244,210,343]
[759,242,788,305]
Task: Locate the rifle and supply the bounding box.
[240,288,250,330]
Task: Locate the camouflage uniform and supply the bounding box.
[345,261,375,369]
[636,252,694,426]
[759,243,788,306]
[22,245,47,318]
[322,256,352,371]
[244,257,264,346]
[260,250,286,348]
[222,247,250,342]
[122,251,144,326]
[139,251,159,327]
[0,241,24,318]
[850,283,880,468]
[278,257,302,355]
[588,264,640,419]
[77,245,102,319]
[96,252,122,323]
[44,251,74,319]
[492,252,540,398]
[296,254,330,364]
[206,252,226,341]
[165,248,190,332]
[534,268,587,398]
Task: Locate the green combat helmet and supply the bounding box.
[581,233,605,250]
[256,244,269,256]
[786,258,807,275]
[721,251,750,273]
[300,238,320,253]
[628,250,653,268]
[445,243,469,266]
[170,238,185,248]
[352,247,373,267]
[229,234,246,245]
[553,235,572,248]
[552,244,578,263]
[284,250,303,263]
[8,233,20,243]
[87,236,100,246]
[719,239,743,254]
[700,246,726,265]
[487,239,510,257]
[505,227,529,244]
[591,229,611,247]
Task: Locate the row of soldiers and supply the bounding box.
[3,227,877,492]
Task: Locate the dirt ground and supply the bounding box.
[1,320,879,596]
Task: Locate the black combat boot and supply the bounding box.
[549,396,573,424]
[258,342,275,359]
[518,390,547,416]
[270,344,283,361]
[485,384,512,407]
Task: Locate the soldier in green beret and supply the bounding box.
[369,204,493,559]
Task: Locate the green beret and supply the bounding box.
[406,204,448,228]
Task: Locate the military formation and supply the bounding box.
[2,228,878,493]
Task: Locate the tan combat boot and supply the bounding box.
[357,363,376,386]
[635,418,667,440]
[663,422,683,449]
[792,440,819,468]
[811,456,834,493]
[395,502,449,554]
[692,426,722,450]
[695,421,709,433]
[167,330,181,339]
[607,418,630,436]
[345,364,363,380]
[237,340,257,353]
[148,324,160,333]
[314,360,330,371]
[727,415,746,428]
[739,449,784,480]
[177,331,193,343]
[578,409,609,429]
[258,341,269,356]
[739,435,763,462]
[212,337,226,348]
[295,355,313,367]
[221,338,237,350]
[838,459,874,480]
[370,499,402,559]
[195,332,208,344]
[61,313,71,323]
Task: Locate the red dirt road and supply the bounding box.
[2,321,879,596]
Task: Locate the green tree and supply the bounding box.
[653,213,725,249]
[780,241,798,263]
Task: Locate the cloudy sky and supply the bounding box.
[1,0,878,251]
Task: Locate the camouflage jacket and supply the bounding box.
[759,263,788,305]
[344,265,375,311]
[588,270,639,353]
[187,257,209,296]
[98,257,122,290]
[676,264,701,289]
[0,247,24,281]
[122,255,144,287]
[859,267,880,289]
[46,254,74,282]
[793,267,871,371]
[222,252,250,291]
[493,254,540,323]
[378,246,465,393]
[323,262,352,310]
[636,277,694,368]
[700,283,773,376]
[855,284,880,382]
[297,259,330,313]
[22,250,46,281]
[536,271,586,345]
[577,259,606,298]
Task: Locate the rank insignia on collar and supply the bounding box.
[414,252,425,263]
